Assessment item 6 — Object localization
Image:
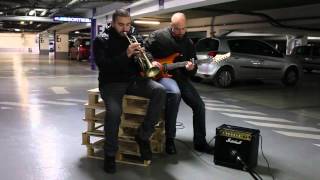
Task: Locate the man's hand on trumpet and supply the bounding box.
[126,43,145,58]
[151,61,163,69]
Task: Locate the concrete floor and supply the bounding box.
[0,53,319,180]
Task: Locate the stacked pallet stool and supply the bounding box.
[82,88,165,166]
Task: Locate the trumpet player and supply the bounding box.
[93,9,165,174]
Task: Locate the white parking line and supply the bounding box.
[314,144,320,147]
[57,98,87,103]
[202,99,225,103]
[222,113,294,123]
[205,103,244,109]
[0,102,42,108]
[273,131,320,140]
[50,87,69,94]
[0,106,13,110]
[245,121,320,132]
[206,107,266,115]
[40,100,77,106]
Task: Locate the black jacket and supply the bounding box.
[145,27,197,80]
[93,26,142,84]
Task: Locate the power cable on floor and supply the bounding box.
[260,135,275,180]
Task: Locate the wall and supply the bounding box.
[0,33,39,53]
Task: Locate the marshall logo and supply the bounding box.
[226,138,242,145]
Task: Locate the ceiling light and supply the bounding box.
[29,10,36,16]
[0,12,3,15]
[14,29,21,32]
[36,24,41,27]
[20,21,25,25]
[75,31,80,34]
[134,20,160,25]
[308,37,320,40]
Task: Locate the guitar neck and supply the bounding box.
[161,52,230,72]
[165,59,206,71]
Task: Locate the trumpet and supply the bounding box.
[123,32,160,78]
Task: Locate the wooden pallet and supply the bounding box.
[82,132,162,166]
[83,88,165,166]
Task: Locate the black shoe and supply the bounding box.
[194,143,214,155]
[135,135,152,160]
[104,155,116,174]
[165,138,177,155]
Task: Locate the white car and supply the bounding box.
[194,37,303,88]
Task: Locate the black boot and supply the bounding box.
[165,138,177,155]
[135,135,152,160]
[104,155,116,174]
[194,142,214,155]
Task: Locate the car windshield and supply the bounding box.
[196,38,219,52]
[82,40,90,47]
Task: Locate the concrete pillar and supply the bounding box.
[90,8,97,70]
[55,33,69,59]
[39,33,49,55]
[286,35,308,55]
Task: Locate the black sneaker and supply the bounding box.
[194,143,214,155]
[104,155,116,174]
[165,138,177,155]
[135,135,152,160]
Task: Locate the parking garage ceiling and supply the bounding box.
[142,0,320,21]
[0,0,133,32]
[1,0,320,34]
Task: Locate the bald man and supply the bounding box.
[145,12,214,155]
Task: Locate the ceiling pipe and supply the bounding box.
[48,0,80,18]
[48,0,124,18]
[201,8,320,32]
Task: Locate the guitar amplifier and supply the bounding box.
[214,124,260,170]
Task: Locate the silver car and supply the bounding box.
[290,45,320,72]
[194,37,303,88]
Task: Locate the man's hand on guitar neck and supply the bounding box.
[185,61,195,71]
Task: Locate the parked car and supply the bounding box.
[194,37,303,88]
[69,37,90,61]
[290,45,320,72]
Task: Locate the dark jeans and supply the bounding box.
[158,78,182,139]
[99,77,166,156]
[175,78,207,145]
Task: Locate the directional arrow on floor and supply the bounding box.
[50,87,69,94]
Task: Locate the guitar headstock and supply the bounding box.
[211,52,231,63]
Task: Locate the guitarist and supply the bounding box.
[145,12,214,155]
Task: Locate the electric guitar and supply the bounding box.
[154,52,231,79]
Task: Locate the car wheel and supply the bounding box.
[282,67,299,86]
[214,68,234,88]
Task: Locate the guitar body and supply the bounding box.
[152,52,231,80]
[154,53,180,79]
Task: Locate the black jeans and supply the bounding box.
[176,79,207,145]
[99,77,166,156]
